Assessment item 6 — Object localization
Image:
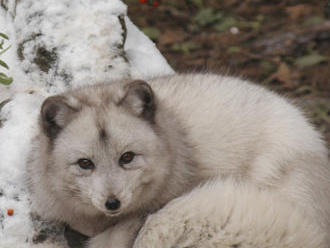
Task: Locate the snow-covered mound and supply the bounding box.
[0,0,174,247]
[9,0,173,93]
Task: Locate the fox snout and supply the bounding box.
[105,197,121,211]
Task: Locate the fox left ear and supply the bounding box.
[40,95,79,140]
[120,80,156,122]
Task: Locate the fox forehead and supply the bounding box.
[60,83,136,139]
[55,103,155,158]
[67,82,125,108]
[56,86,118,140]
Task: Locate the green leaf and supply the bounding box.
[0,72,13,85]
[295,53,328,68]
[227,46,241,53]
[303,16,324,26]
[0,59,9,69]
[0,99,10,111]
[171,41,200,54]
[0,45,11,56]
[185,0,203,8]
[190,0,203,8]
[215,16,238,32]
[296,85,313,95]
[260,60,277,76]
[142,27,160,41]
[249,21,261,30]
[256,14,264,22]
[194,8,223,27]
[0,33,9,40]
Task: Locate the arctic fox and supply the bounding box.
[27,74,330,248]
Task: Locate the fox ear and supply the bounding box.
[40,95,79,139]
[120,80,156,122]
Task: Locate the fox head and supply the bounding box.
[39,80,177,218]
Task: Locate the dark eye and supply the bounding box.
[119,152,135,166]
[77,159,95,170]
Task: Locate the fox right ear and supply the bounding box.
[120,80,156,122]
[40,96,79,139]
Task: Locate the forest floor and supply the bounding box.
[125,0,330,148]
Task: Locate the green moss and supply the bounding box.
[33,46,57,73]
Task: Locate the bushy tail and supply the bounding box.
[133,180,326,248]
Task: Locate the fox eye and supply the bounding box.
[119,152,135,166]
[77,159,95,170]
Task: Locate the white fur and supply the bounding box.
[149,74,330,235]
[134,180,326,248]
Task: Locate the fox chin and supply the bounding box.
[27,73,330,248]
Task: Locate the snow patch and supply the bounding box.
[125,17,174,79]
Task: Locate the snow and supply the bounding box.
[0,93,43,248]
[15,0,129,93]
[124,17,175,79]
[0,0,174,247]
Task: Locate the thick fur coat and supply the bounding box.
[134,180,327,248]
[27,74,330,248]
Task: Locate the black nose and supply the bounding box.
[105,198,121,211]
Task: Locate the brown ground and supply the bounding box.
[125,0,330,148]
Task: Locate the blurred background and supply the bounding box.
[125,0,330,148]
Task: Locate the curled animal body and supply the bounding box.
[27,74,330,248]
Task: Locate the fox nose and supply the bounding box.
[105,198,121,211]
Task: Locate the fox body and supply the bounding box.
[27,74,330,247]
[134,180,327,248]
